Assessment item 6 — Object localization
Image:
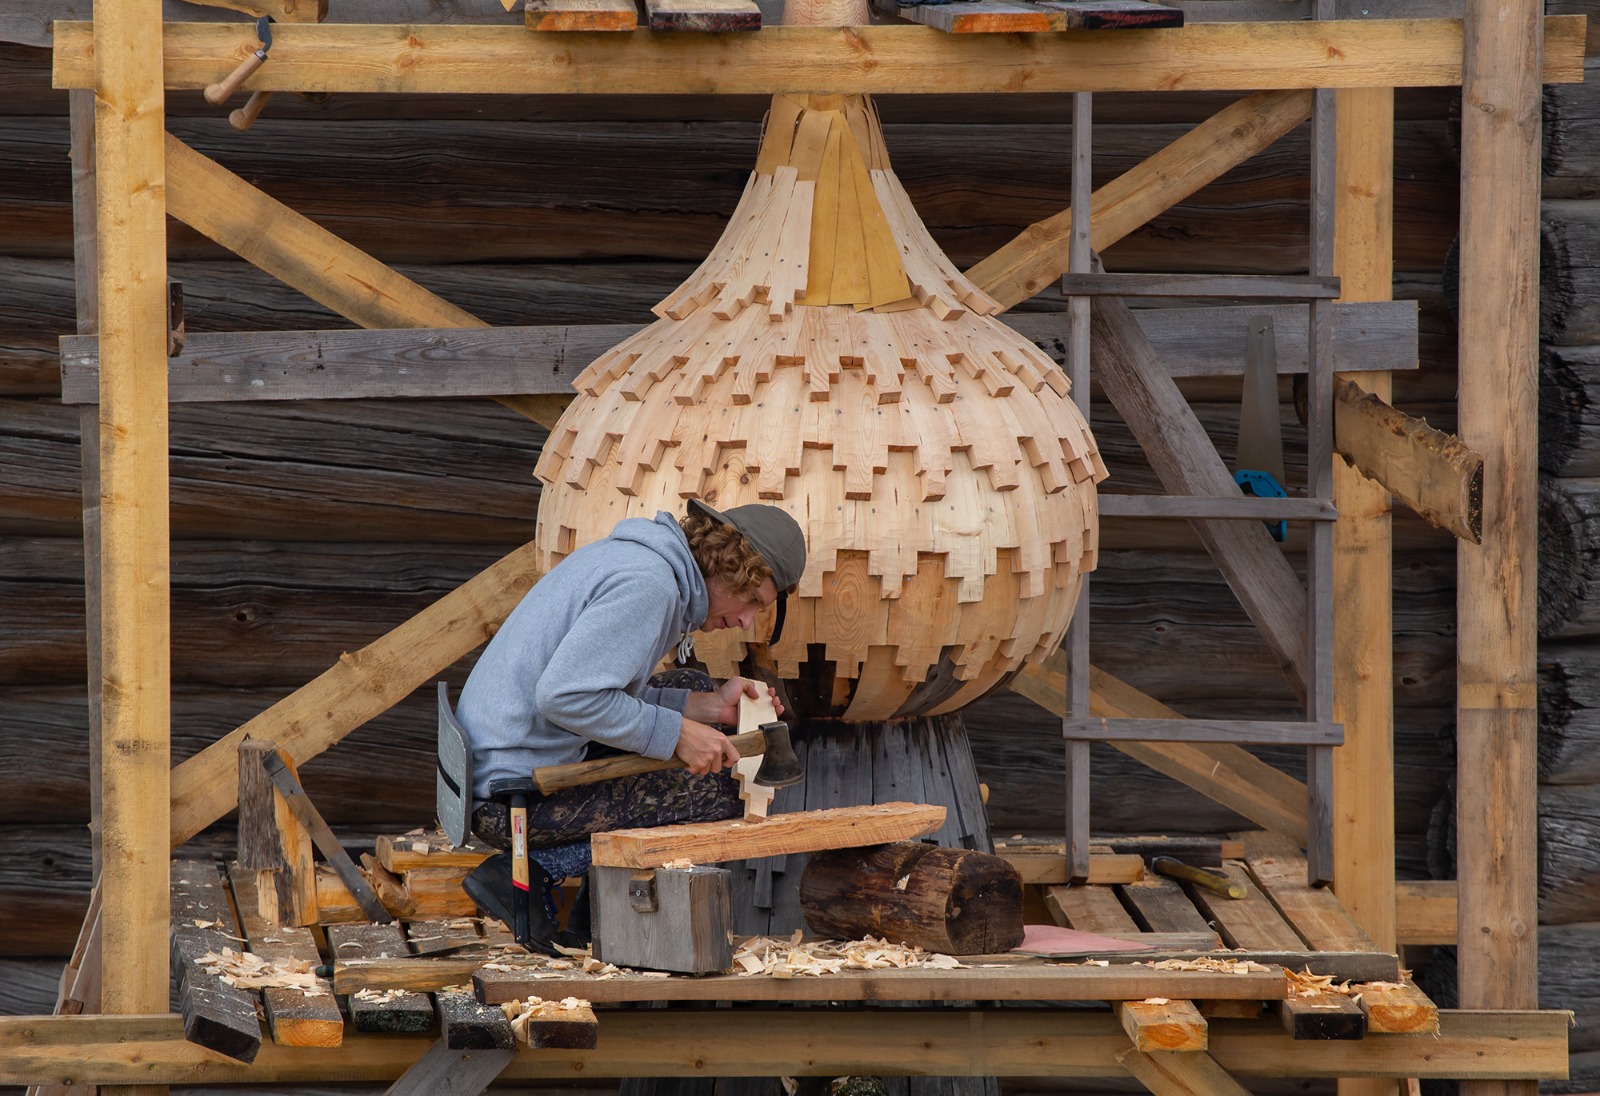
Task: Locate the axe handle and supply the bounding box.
[534,729,767,794]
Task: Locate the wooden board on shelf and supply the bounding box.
[870,0,1181,32]
[646,0,762,31]
[525,0,638,31]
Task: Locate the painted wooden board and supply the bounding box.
[526,0,638,31]
[646,0,762,31]
[588,802,945,868]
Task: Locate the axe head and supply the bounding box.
[753,721,803,787]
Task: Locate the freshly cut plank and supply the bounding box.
[1358,979,1440,1035]
[1115,999,1208,1052]
[525,0,638,31]
[588,802,945,869]
[376,830,494,875]
[228,865,344,1048]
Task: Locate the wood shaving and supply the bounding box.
[192,919,220,929]
[731,933,962,977]
[197,948,327,997]
[353,988,412,1004]
[1285,968,1355,997]
[661,858,696,869]
[780,1079,799,1096]
[1081,959,1110,967]
[1142,997,1170,1005]
[1136,957,1272,975]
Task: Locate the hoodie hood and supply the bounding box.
[610,511,708,635]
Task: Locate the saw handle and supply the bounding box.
[534,728,768,794]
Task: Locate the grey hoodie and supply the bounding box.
[457,511,707,803]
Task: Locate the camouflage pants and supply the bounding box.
[471,669,742,873]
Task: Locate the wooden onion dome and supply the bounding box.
[533,92,1106,722]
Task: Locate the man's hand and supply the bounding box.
[684,676,785,728]
[674,718,742,775]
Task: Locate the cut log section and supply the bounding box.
[799,841,1024,955]
[1358,979,1440,1035]
[589,802,945,868]
[524,0,639,30]
[169,859,263,1064]
[503,997,600,1050]
[1275,990,1367,1040]
[1114,999,1208,1053]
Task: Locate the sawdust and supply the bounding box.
[731,932,963,977]
[197,947,328,996]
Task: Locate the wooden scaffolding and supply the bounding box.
[0,1,1581,1093]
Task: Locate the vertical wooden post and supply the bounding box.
[94,0,172,1061]
[1456,0,1541,1092]
[1331,83,1398,1096]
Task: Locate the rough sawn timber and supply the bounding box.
[588,803,946,868]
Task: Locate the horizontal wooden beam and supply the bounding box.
[0,1010,1571,1084]
[1333,376,1484,542]
[55,301,1418,404]
[1395,879,1458,945]
[51,18,1587,95]
[1059,273,1342,300]
[1062,717,1342,745]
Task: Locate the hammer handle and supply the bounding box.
[534,729,767,794]
[230,91,274,131]
[1151,857,1246,899]
[205,50,266,105]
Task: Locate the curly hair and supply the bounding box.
[680,512,771,599]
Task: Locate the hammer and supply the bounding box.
[532,719,803,795]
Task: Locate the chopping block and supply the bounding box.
[590,864,733,974]
[587,801,947,973]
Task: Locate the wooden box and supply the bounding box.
[590,864,733,974]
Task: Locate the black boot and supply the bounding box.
[556,876,591,950]
[462,851,563,957]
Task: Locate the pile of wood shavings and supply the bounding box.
[197,948,327,996]
[353,988,413,1004]
[661,857,695,869]
[1285,968,1356,997]
[732,932,963,977]
[1135,957,1274,975]
[502,996,594,1045]
[480,953,627,979]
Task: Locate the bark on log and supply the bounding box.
[1539,641,1600,784]
[1540,345,1600,477]
[799,842,1024,955]
[1537,476,1600,639]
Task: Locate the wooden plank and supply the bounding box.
[159,134,561,431]
[646,0,762,31]
[376,831,494,875]
[525,0,638,31]
[1043,884,1141,934]
[1091,292,1310,699]
[0,1009,1576,1084]
[167,539,541,847]
[55,302,1420,404]
[875,0,1056,34]
[1117,1047,1254,1096]
[969,90,1311,309]
[1395,880,1456,946]
[1008,659,1309,843]
[49,19,1588,95]
[1061,718,1342,745]
[94,0,173,1035]
[1034,0,1183,27]
[1275,991,1367,1040]
[507,1000,599,1050]
[226,864,344,1048]
[1455,20,1543,1096]
[379,1037,513,1096]
[1004,852,1144,884]
[1115,1000,1209,1053]
[1096,495,1335,521]
[435,990,515,1053]
[324,924,433,1034]
[1117,877,1219,939]
[1058,273,1340,299]
[1359,979,1439,1035]
[1334,376,1482,542]
[168,859,262,1063]
[1240,832,1379,952]
[1185,864,1303,951]
[262,753,391,923]
[588,802,945,868]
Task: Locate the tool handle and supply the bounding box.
[534,729,767,794]
[1151,857,1246,899]
[205,50,266,105]
[229,90,274,131]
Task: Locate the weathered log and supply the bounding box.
[1543,59,1600,199]
[1541,200,1600,346]
[1415,925,1600,1054]
[1539,641,1600,784]
[1539,345,1600,477]
[0,959,70,1016]
[1537,476,1600,639]
[799,842,1024,955]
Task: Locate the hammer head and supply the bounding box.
[753,721,804,787]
